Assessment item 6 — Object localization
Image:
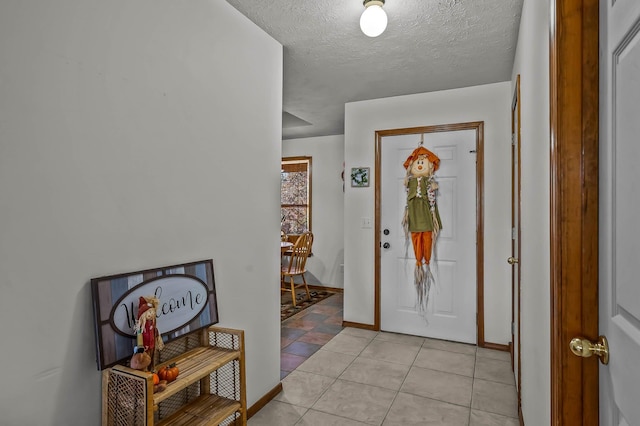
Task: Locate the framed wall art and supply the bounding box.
[90,259,219,370]
[350,167,370,187]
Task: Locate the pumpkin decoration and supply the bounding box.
[152,373,160,385]
[158,363,179,383]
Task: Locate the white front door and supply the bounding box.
[380,129,477,343]
[600,0,640,424]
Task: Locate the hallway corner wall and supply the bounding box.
[510,0,552,423]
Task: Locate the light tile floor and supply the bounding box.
[253,294,519,426]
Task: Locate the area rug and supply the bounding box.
[281,289,336,321]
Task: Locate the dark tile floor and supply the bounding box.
[280,292,344,379]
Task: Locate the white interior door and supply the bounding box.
[600,1,640,424]
[380,130,476,343]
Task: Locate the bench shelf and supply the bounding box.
[101,326,246,426]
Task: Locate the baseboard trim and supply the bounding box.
[247,382,283,419]
[342,321,377,330]
[482,341,510,352]
[308,285,343,293]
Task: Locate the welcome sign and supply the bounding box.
[91,260,219,370]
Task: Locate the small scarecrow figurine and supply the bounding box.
[131,296,164,371]
[402,146,442,313]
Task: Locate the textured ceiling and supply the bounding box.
[225,0,524,140]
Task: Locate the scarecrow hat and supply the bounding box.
[403,146,440,171]
[137,296,153,319]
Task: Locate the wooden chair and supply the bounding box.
[281,232,313,307]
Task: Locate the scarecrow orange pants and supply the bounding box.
[411,231,433,266]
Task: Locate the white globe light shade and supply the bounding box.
[360,4,388,37]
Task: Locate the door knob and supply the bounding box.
[507,257,519,265]
[569,335,609,365]
[383,242,390,249]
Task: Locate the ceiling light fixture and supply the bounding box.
[360,0,387,38]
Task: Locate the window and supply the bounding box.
[281,156,311,235]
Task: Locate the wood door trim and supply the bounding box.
[511,74,523,413]
[549,0,599,424]
[374,121,486,346]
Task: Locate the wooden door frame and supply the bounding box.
[373,122,487,347]
[549,0,599,424]
[511,74,522,417]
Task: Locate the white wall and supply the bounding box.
[344,82,512,344]
[0,1,282,424]
[511,0,551,423]
[283,135,345,288]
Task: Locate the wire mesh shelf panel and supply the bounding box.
[105,369,149,426]
[209,360,240,401]
[208,329,240,351]
[155,382,201,422]
[159,333,203,363]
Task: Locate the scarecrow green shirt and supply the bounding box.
[406,176,442,233]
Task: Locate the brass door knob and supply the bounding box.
[507,257,519,265]
[569,335,609,365]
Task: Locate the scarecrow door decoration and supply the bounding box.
[402,144,442,314]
